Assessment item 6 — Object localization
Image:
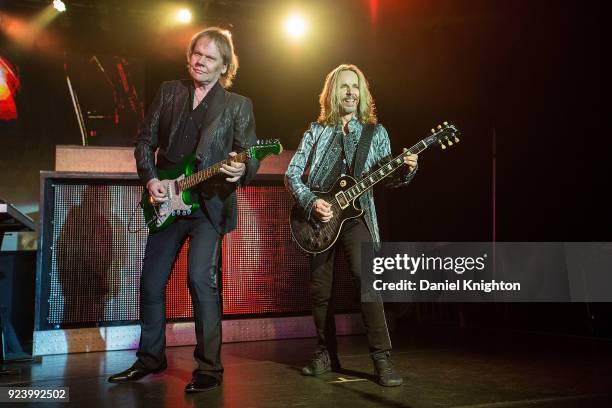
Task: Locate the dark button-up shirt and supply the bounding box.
[157,81,221,169]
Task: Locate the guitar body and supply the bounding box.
[289,121,461,254]
[141,154,200,233]
[140,140,284,233]
[290,175,363,254]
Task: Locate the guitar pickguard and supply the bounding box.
[150,175,192,228]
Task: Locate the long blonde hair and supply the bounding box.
[317,64,377,126]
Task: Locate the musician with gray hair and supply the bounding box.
[108,27,259,393]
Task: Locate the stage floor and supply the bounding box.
[2,326,612,407]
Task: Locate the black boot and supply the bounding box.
[372,351,403,387]
[108,363,166,383]
[185,373,221,393]
[301,349,340,376]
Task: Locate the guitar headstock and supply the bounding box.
[248,139,283,161]
[425,121,461,150]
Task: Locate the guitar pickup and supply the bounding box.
[335,191,349,209]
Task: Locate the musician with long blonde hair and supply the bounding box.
[285,64,418,386]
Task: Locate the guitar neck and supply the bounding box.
[343,138,433,202]
[179,151,248,190]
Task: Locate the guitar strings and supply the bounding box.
[180,152,249,190]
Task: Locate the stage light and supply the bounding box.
[1,56,20,121]
[177,8,192,24]
[284,14,307,39]
[53,0,66,13]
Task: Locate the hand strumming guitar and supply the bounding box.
[147,178,168,202]
[313,199,334,223]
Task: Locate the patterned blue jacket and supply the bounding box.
[285,118,417,246]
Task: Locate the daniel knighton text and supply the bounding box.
[370,252,520,294]
[360,243,612,302]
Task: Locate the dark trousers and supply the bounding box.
[310,218,391,355]
[135,214,224,380]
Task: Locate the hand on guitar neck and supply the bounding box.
[219,151,246,183]
[402,150,418,173]
[313,199,334,223]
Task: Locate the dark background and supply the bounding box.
[0,0,606,334]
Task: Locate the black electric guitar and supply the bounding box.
[289,122,460,253]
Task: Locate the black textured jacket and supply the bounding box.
[134,80,259,234]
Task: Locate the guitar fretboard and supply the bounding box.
[341,139,433,202]
[179,151,248,190]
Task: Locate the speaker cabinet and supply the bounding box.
[36,172,357,330]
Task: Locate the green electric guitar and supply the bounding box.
[141,140,283,232]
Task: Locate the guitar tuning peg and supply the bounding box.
[443,121,448,126]
[437,124,442,130]
[431,128,436,133]
[445,136,453,146]
[438,140,446,150]
[454,136,460,143]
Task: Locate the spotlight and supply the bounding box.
[177,8,192,24]
[53,0,66,12]
[284,14,307,39]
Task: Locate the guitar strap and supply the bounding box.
[300,127,320,183]
[352,123,377,178]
